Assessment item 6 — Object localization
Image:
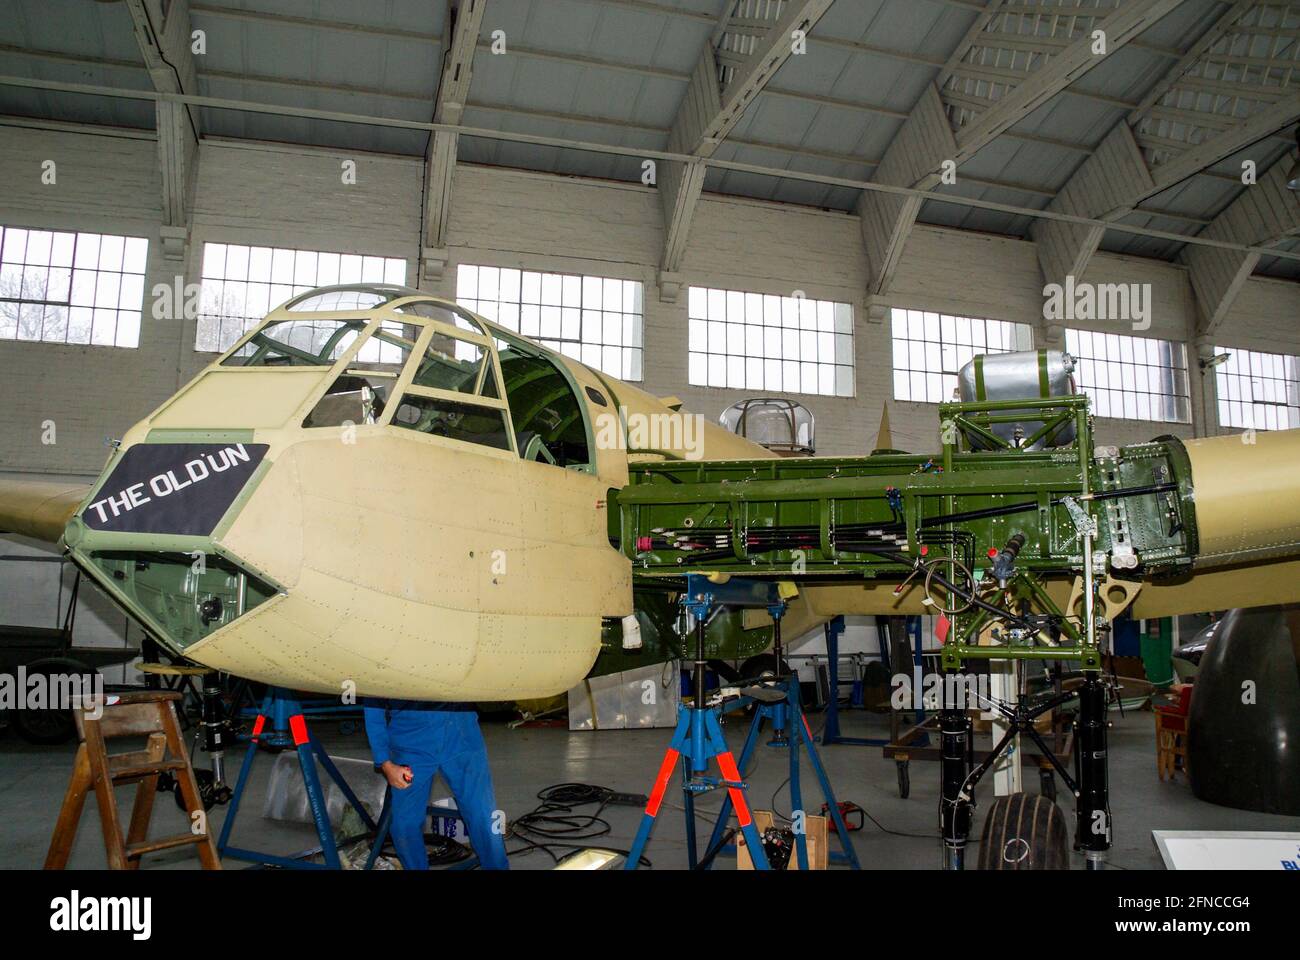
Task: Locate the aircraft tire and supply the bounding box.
[977,792,1069,870]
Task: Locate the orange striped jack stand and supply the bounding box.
[215,688,374,869]
[624,699,772,870]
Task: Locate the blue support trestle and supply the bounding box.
[217,688,375,869]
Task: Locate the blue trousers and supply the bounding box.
[385,711,509,870]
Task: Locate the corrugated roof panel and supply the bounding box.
[458,103,662,184]
[568,72,682,129]
[730,94,822,146]
[1257,237,1300,280]
[491,0,702,74]
[197,75,431,155]
[1097,231,1187,261]
[504,0,609,54]
[1,0,142,61]
[0,0,154,128]
[1129,0,1225,47]
[811,0,892,41]
[1140,175,1237,220]
[238,0,444,34]
[830,0,965,58]
[710,139,869,211]
[1066,44,1171,103]
[1010,96,1127,146]
[0,60,155,129]
[959,137,1060,191]
[920,177,1043,237]
[1144,137,1295,219]
[798,106,887,159]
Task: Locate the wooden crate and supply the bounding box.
[736,810,828,870]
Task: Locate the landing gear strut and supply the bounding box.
[938,671,1111,870]
[1075,673,1111,870]
[939,704,972,870]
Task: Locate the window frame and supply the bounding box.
[195,242,408,354]
[454,263,645,382]
[889,307,1034,405]
[0,224,148,348]
[1213,344,1300,432]
[1065,328,1190,424]
[687,286,856,398]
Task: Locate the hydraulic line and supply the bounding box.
[917,481,1179,528]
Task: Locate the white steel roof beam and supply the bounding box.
[656,0,835,302]
[124,0,201,260]
[421,0,487,283]
[1034,0,1300,289]
[859,0,1188,310]
[9,72,1300,268]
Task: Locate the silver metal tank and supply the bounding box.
[956,349,1078,450]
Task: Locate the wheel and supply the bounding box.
[739,654,790,683]
[1039,766,1057,802]
[174,768,223,812]
[738,654,791,722]
[12,704,76,745]
[977,793,1070,870]
[11,658,95,745]
[896,760,910,799]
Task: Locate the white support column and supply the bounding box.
[125,0,200,261]
[420,0,488,287]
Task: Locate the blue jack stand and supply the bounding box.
[699,671,861,870]
[821,615,887,748]
[217,688,375,869]
[624,577,859,870]
[624,694,771,869]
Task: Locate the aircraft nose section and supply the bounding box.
[61,439,281,663]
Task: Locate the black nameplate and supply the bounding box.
[82,443,269,537]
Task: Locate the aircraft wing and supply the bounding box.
[0,478,90,544]
[1130,558,1300,619]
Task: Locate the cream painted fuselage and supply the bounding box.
[59,286,768,701]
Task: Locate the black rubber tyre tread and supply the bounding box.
[977,792,1069,870]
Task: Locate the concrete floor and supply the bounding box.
[4,703,1298,870]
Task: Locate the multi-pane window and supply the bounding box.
[455,264,644,381]
[1214,345,1300,431]
[1066,329,1190,423]
[688,287,854,398]
[0,225,147,348]
[890,308,1033,403]
[196,243,406,353]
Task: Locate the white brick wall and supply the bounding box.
[2,124,1299,476]
[0,128,179,478]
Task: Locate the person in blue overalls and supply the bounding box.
[364,699,510,870]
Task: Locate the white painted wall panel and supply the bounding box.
[1,125,1297,476]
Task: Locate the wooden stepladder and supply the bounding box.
[45,690,221,870]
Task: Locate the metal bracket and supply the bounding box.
[1060,495,1097,547]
